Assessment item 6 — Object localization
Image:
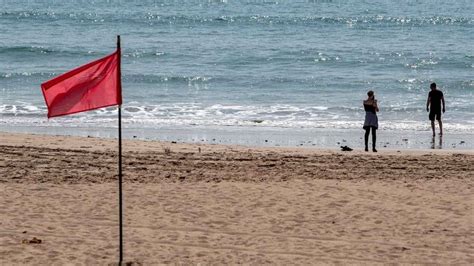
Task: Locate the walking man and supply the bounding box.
[426,82,445,137]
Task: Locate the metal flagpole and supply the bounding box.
[117,35,124,263]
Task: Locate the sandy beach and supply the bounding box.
[0,132,473,264]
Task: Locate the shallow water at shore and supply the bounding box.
[1,124,471,150]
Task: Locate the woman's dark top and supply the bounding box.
[364,104,376,114]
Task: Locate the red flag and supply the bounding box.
[41,49,122,118]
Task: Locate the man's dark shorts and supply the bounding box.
[429,109,442,121]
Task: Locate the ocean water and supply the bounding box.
[0,0,473,149]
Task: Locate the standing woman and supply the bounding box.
[363,90,379,152]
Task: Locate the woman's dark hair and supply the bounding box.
[367,90,374,97]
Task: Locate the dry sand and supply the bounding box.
[0,132,473,264]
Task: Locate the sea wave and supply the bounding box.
[123,74,212,84]
[2,10,472,27]
[0,45,57,55]
[1,115,472,133]
[0,45,166,59]
[0,71,57,79]
[1,102,472,132]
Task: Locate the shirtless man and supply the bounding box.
[426,83,445,137]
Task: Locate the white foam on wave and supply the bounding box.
[1,102,472,133]
[0,103,45,114]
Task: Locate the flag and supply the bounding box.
[41,50,122,118]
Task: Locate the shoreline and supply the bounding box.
[1,131,472,185]
[1,131,473,156]
[1,123,472,150]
